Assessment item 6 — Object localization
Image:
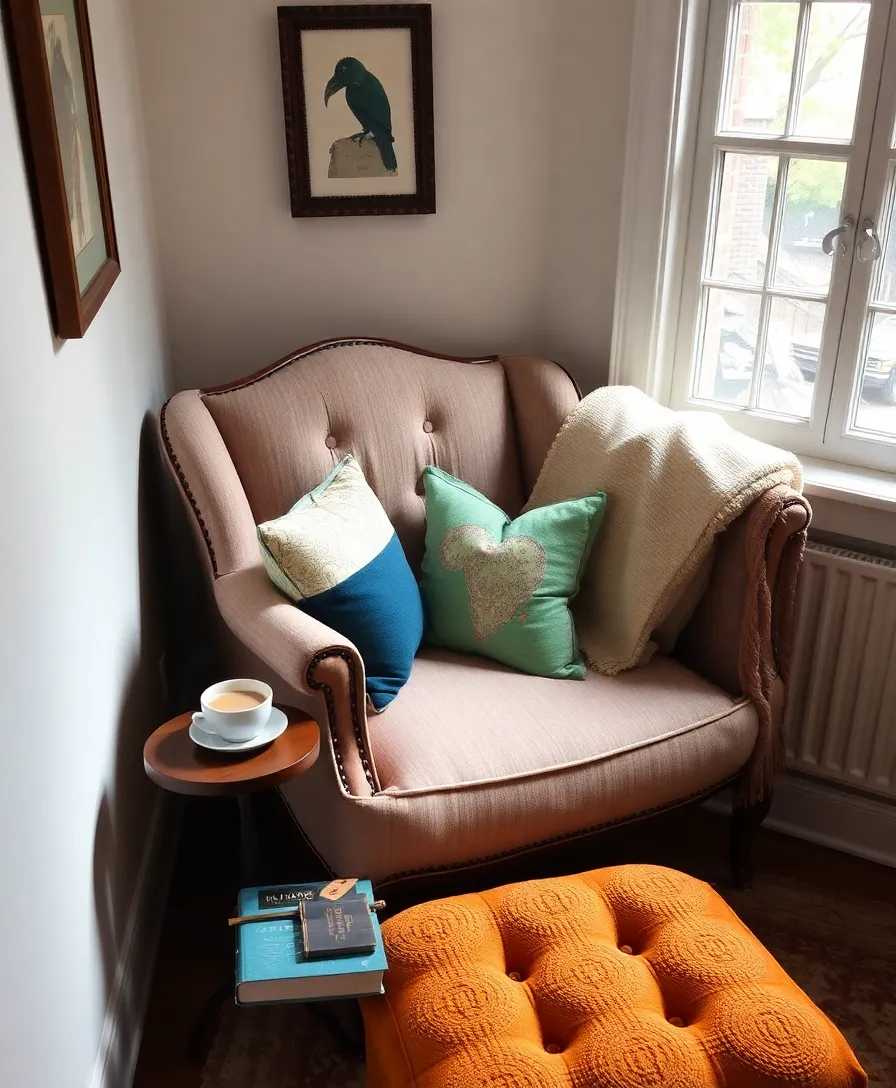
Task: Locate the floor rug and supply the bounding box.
[202,873,896,1086]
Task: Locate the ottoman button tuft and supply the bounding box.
[545,1042,562,1054]
[507,970,522,982]
[618,943,634,954]
[668,1016,685,1027]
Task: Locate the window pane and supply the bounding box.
[711,154,778,285]
[853,313,896,436]
[773,158,847,293]
[795,3,870,141]
[760,297,824,418]
[873,169,896,305]
[694,289,762,405]
[724,3,799,135]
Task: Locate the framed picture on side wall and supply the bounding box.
[5,0,119,339]
[278,4,435,217]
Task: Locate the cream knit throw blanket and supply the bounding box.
[526,387,803,674]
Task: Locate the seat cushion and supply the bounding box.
[362,866,866,1088]
[280,648,759,879]
[371,649,757,793]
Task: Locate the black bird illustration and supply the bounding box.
[324,57,397,172]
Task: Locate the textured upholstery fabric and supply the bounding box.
[500,354,580,493]
[677,502,810,696]
[159,342,805,884]
[371,650,755,792]
[362,866,866,1088]
[278,648,757,880]
[214,565,362,696]
[652,545,716,655]
[200,343,526,573]
[159,390,259,578]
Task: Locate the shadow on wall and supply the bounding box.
[152,412,224,710]
[91,412,213,1081]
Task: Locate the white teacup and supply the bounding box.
[194,679,273,743]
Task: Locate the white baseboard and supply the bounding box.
[705,773,896,869]
[89,791,183,1088]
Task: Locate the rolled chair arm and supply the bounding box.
[214,565,379,795]
[676,497,810,696]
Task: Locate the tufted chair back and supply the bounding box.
[160,339,580,580]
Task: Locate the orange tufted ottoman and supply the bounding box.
[361,865,866,1088]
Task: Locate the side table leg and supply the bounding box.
[237,793,264,886]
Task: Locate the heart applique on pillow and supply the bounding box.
[439,524,546,642]
[420,467,606,679]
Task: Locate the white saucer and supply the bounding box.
[189,706,288,753]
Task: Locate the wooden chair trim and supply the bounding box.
[200,337,499,396]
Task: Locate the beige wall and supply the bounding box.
[133,0,633,392]
[0,0,168,1083]
[544,0,634,386]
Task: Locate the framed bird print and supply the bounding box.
[5,0,120,338]
[278,4,435,217]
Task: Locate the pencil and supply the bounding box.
[228,899,386,927]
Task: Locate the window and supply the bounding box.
[669,0,896,472]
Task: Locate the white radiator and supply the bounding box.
[785,542,896,800]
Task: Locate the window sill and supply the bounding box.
[801,456,896,513]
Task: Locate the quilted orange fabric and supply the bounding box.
[361,865,866,1088]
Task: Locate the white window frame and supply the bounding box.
[610,0,710,400]
[611,0,896,487]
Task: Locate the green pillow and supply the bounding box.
[420,467,606,679]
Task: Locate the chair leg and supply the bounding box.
[729,790,773,889]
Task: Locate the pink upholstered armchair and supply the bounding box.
[159,338,808,890]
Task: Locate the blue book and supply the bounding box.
[234,880,387,1005]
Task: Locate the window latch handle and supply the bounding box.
[856,219,882,263]
[822,216,854,257]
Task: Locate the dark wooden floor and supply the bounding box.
[133,790,896,1088]
[133,792,329,1088]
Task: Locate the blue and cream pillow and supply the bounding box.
[257,455,423,712]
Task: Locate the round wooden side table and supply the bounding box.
[143,704,319,883]
[143,704,321,1060]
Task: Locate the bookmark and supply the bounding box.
[319,878,359,901]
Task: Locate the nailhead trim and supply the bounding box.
[159,397,219,577]
[306,647,377,793]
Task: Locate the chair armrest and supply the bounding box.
[214,566,379,795]
[676,498,810,696]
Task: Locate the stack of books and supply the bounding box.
[233,879,387,1005]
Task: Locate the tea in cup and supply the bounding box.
[194,679,273,742]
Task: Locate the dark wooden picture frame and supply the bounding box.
[4,0,119,338]
[278,4,435,217]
